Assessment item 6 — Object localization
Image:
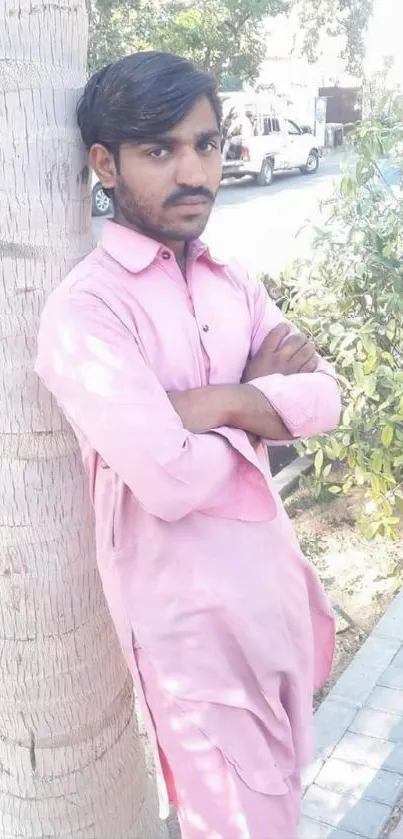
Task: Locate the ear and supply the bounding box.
[89,144,117,190]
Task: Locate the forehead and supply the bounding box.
[156,96,220,140]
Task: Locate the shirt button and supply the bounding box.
[202,324,209,333]
[161,250,171,260]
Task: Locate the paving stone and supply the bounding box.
[332,732,403,773]
[299,816,369,839]
[366,686,403,716]
[329,636,402,709]
[315,757,403,806]
[392,647,403,669]
[333,731,403,774]
[315,700,359,758]
[374,592,403,642]
[379,664,403,690]
[302,785,392,839]
[351,708,403,742]
[302,757,325,791]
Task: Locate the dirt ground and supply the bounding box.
[285,486,403,707]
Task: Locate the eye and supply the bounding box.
[198,140,219,154]
[149,148,170,159]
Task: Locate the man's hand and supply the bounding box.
[242,322,318,382]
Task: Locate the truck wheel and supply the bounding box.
[256,158,274,186]
[300,150,319,175]
[92,182,113,216]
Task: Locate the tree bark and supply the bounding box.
[0,0,162,836]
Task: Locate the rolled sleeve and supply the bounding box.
[250,367,341,442]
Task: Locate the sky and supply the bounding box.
[365,0,402,82]
[264,0,402,87]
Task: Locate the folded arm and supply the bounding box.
[35,292,261,522]
[169,278,341,445]
[168,383,291,441]
[243,276,342,442]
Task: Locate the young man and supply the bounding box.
[36,52,341,838]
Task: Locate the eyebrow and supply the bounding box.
[138,129,221,147]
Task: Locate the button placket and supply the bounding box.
[184,257,212,381]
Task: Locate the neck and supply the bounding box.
[113,211,187,269]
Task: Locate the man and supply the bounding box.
[36,52,341,838]
[222,105,255,160]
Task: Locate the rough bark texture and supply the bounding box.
[0,1,163,835]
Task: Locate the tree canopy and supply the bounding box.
[88,0,374,84]
[298,0,374,79]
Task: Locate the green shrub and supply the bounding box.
[264,95,403,538]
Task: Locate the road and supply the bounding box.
[92,154,342,279]
[205,154,342,277]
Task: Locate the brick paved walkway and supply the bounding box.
[300,590,403,839]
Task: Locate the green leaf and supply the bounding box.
[395,495,403,511]
[381,425,394,448]
[367,521,382,539]
[363,374,377,397]
[328,485,342,494]
[314,449,324,477]
[371,451,383,473]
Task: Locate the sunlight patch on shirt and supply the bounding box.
[86,334,124,369]
[182,810,209,834]
[80,361,112,395]
[59,325,76,354]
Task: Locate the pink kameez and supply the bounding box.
[36,221,341,838]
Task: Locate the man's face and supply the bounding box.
[91,96,222,244]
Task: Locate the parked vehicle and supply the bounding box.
[220,93,323,186]
[92,172,113,217]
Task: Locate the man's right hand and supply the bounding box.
[242,322,318,382]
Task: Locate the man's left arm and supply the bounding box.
[244,274,341,442]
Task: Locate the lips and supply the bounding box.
[172,197,210,207]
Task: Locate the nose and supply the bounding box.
[175,148,207,188]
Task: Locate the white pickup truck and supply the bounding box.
[221,100,323,187]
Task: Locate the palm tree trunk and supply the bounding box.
[0,0,162,835]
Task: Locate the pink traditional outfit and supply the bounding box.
[36,220,341,838]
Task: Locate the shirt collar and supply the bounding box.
[100,219,225,274]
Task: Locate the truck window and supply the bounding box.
[262,117,280,135]
[262,117,271,135]
[287,120,301,136]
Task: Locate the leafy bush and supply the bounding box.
[264,94,403,538]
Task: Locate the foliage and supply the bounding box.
[264,94,403,538]
[88,0,373,84]
[88,0,154,71]
[297,0,373,79]
[88,0,289,80]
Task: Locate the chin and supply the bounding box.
[161,223,207,242]
[181,219,210,241]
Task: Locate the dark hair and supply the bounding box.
[77,51,222,157]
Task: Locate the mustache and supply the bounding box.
[164,187,215,208]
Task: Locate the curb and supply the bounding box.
[274,454,313,498]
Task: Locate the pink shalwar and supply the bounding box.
[35,221,341,839]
